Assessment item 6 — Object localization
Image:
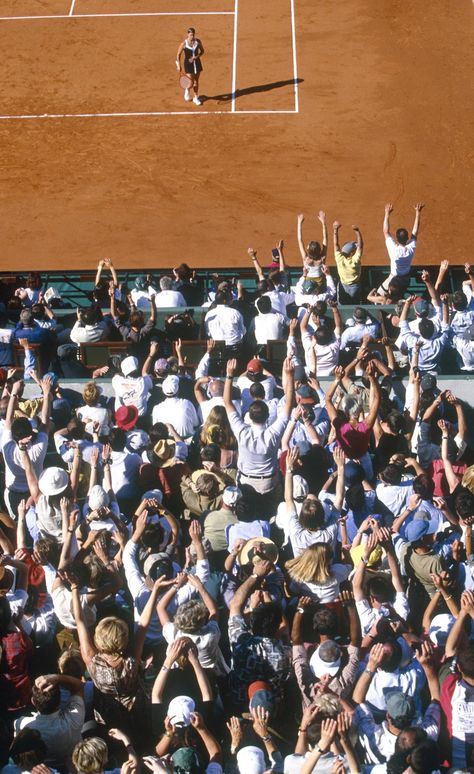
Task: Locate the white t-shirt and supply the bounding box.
[301,330,340,376]
[112,374,152,416]
[289,563,351,603]
[152,397,199,438]
[154,290,187,308]
[162,620,228,675]
[236,374,276,415]
[76,404,111,435]
[252,312,286,344]
[2,428,48,492]
[385,235,417,276]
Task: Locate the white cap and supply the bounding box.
[222,486,242,506]
[126,429,150,452]
[141,489,163,504]
[121,356,139,376]
[236,747,266,774]
[293,474,309,500]
[167,695,195,727]
[162,375,180,396]
[88,485,109,511]
[429,613,456,646]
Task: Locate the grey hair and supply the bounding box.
[340,395,362,419]
[312,693,341,717]
[160,276,173,291]
[174,599,209,633]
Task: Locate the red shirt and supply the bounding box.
[0,628,33,711]
[335,420,371,459]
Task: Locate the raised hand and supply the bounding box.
[251,705,270,739]
[319,718,337,752]
[226,716,243,748]
[367,642,385,672]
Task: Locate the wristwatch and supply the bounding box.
[315,744,328,754]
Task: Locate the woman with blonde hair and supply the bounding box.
[285,542,351,604]
[72,727,138,774]
[76,381,111,437]
[71,575,171,748]
[200,405,237,469]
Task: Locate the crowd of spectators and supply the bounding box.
[1,204,474,774]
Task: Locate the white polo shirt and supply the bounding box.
[385,235,417,276]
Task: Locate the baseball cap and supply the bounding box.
[350,542,383,567]
[126,429,150,452]
[247,358,263,375]
[236,747,265,774]
[248,681,275,717]
[344,460,365,487]
[154,357,170,374]
[222,486,242,506]
[309,640,342,678]
[167,696,195,728]
[141,488,163,504]
[463,323,474,342]
[293,474,309,501]
[420,373,437,392]
[429,613,456,646]
[296,384,315,405]
[341,241,357,257]
[88,485,109,511]
[121,356,139,377]
[162,374,180,396]
[414,298,430,317]
[406,519,430,542]
[143,552,173,580]
[115,404,139,431]
[171,747,200,774]
[353,307,368,322]
[386,692,416,721]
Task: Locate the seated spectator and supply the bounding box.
[154,275,187,308]
[70,304,110,344]
[299,301,342,376]
[248,295,286,347]
[152,374,199,438]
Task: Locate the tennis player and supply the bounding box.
[176,27,204,106]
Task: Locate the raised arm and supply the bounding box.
[353,224,363,252]
[439,420,462,493]
[71,584,97,667]
[297,213,306,262]
[224,359,237,414]
[229,560,272,617]
[134,577,172,662]
[329,300,343,337]
[333,220,341,253]
[281,357,295,418]
[365,366,381,430]
[19,447,41,503]
[325,367,344,423]
[333,446,346,512]
[383,203,393,239]
[187,574,218,620]
[248,248,264,281]
[411,202,424,239]
[318,210,328,259]
[435,259,449,292]
[142,340,159,375]
[284,446,299,510]
[421,269,441,308]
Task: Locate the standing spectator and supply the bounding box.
[112,356,153,417]
[379,202,425,293]
[333,221,363,303]
[204,291,246,355]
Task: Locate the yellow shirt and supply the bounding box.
[334,248,362,285]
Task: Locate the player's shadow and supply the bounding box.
[201,78,303,103]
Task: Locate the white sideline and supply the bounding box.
[289,0,299,113]
[0,11,235,21]
[231,0,238,113]
[0,109,298,120]
[69,0,76,16]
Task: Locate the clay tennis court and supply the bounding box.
[0,0,472,271]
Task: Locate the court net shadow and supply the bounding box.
[201,78,303,104]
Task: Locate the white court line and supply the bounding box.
[289,0,299,113]
[69,0,76,16]
[231,0,238,112]
[0,109,297,120]
[0,11,234,21]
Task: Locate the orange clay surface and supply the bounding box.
[0,0,472,271]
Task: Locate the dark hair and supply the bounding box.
[452,290,468,311]
[83,305,102,326]
[412,472,434,500]
[379,639,402,673]
[110,428,127,452]
[130,310,145,329]
[313,607,338,637]
[256,295,272,314]
[455,488,474,521]
[32,683,61,715]
[248,400,269,425]
[10,729,47,768]
[313,300,327,317]
[249,382,265,399]
[141,523,165,551]
[457,641,474,679]
[214,291,228,305]
[396,228,409,245]
[385,410,405,435]
[418,319,434,340]
[200,444,221,463]
[11,417,33,443]
[380,463,403,486]
[395,727,427,753]
[388,712,415,731]
[35,536,61,567]
[195,473,220,498]
[298,498,325,530]
[307,241,321,260]
[345,483,365,512]
[314,326,332,346]
[366,576,395,604]
[175,263,192,281]
[257,279,272,294]
[249,601,281,638]
[149,423,169,444]
[408,739,440,773]
[0,596,12,637]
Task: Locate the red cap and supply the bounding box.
[247,358,263,374]
[115,404,139,431]
[248,680,271,699]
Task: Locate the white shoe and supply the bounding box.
[184,88,192,102]
[193,96,202,105]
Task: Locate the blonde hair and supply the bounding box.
[72,737,108,774]
[58,646,85,678]
[313,693,341,717]
[93,616,128,655]
[83,381,100,406]
[462,465,474,494]
[200,406,236,449]
[285,543,332,584]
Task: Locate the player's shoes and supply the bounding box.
[184,89,192,101]
[193,96,202,105]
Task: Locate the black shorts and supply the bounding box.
[184,59,203,75]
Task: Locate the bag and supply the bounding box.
[164,310,199,340]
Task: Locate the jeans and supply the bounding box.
[338,282,361,304]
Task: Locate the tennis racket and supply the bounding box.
[179,72,193,90]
